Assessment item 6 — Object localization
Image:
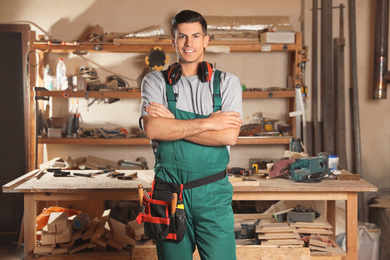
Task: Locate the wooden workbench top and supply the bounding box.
[3,170,378,194]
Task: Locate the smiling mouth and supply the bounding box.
[184,49,195,54]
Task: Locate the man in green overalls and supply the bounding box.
[140,10,243,260]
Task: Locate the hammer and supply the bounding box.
[136,157,149,170]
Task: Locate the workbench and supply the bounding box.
[3,170,377,260]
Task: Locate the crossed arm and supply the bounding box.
[142,103,243,146]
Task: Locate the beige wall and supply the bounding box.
[1,0,388,197]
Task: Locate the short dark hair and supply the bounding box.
[171,10,207,36]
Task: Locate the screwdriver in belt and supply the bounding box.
[138,184,144,207]
[171,193,178,215]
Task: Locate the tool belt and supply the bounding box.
[136,170,226,242]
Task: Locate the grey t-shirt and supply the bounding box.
[140,70,242,118]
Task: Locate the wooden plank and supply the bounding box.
[234,213,273,220]
[258,233,300,240]
[262,239,304,245]
[82,218,99,240]
[2,170,40,191]
[290,220,332,229]
[297,228,333,235]
[69,241,95,254]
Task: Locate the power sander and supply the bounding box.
[283,153,330,182]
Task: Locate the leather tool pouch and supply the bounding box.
[136,170,226,242]
[136,179,186,242]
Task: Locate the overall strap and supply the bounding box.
[162,71,177,111]
[213,70,222,112]
[162,69,222,112]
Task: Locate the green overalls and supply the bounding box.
[154,70,237,260]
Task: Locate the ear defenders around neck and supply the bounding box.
[166,61,214,85]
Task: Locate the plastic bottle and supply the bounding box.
[43,65,53,90]
[56,58,68,90]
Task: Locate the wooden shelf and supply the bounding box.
[38,137,291,146]
[35,90,141,99]
[38,138,150,145]
[242,90,295,98]
[237,136,291,145]
[36,90,294,99]
[32,39,301,54]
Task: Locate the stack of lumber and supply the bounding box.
[256,223,304,247]
[255,219,336,252]
[290,220,333,235]
[34,209,140,256]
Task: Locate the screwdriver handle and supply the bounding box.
[171,193,178,215]
[138,184,144,207]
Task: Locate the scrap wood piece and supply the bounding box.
[109,218,136,246]
[46,211,68,233]
[309,245,338,253]
[106,238,124,251]
[59,230,82,248]
[297,228,333,235]
[309,239,329,248]
[91,209,111,241]
[128,219,145,241]
[82,217,99,240]
[55,221,74,244]
[91,229,108,248]
[337,170,361,180]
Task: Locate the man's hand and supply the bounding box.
[145,102,175,119]
[205,110,242,131]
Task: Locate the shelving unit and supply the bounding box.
[29,32,304,170]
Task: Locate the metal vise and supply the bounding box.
[283,153,330,182]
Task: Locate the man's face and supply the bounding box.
[172,22,209,65]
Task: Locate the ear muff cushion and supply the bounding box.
[199,61,213,82]
[167,63,182,85]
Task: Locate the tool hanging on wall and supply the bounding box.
[145,46,169,71]
[321,0,335,156]
[311,0,322,156]
[334,4,348,171]
[373,0,389,99]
